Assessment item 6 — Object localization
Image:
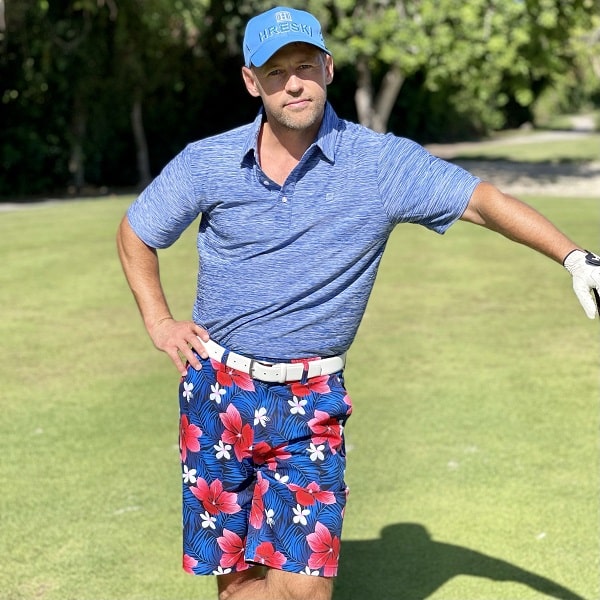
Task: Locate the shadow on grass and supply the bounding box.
[334,523,586,600]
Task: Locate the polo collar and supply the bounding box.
[240,102,340,165]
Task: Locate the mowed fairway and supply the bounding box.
[0,194,598,600]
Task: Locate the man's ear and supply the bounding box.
[325,54,334,85]
[242,66,261,98]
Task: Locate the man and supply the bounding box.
[116,6,600,600]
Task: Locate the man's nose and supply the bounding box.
[286,74,303,92]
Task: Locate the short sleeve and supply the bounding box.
[378,135,480,233]
[127,144,203,248]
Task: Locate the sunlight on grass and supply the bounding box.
[452,133,600,163]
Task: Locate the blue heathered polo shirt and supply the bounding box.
[127,103,479,360]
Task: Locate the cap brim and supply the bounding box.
[248,34,329,67]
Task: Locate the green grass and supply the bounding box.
[0,196,598,600]
[537,111,600,132]
[449,133,600,163]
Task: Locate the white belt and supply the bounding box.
[198,338,345,384]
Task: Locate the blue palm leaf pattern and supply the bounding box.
[178,357,350,577]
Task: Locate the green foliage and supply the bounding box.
[1,0,599,197]
[533,12,600,125]
[1,0,216,196]
[323,0,600,134]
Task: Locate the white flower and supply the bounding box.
[307,442,325,462]
[200,511,216,529]
[214,440,232,460]
[209,383,226,404]
[212,566,232,575]
[182,381,194,401]
[274,472,289,484]
[288,396,307,415]
[182,465,197,484]
[301,566,320,576]
[254,407,270,427]
[292,504,310,526]
[265,508,275,527]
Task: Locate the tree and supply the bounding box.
[1,1,68,196]
[109,0,211,188]
[1,0,598,199]
[311,0,599,134]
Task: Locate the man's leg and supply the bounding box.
[215,370,351,600]
[217,566,264,599]
[218,568,333,600]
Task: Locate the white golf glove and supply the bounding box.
[563,249,600,319]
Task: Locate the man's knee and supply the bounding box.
[218,568,334,600]
[264,569,334,600]
[217,567,265,600]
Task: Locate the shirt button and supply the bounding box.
[282,196,288,203]
[263,180,269,186]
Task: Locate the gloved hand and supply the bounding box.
[563,249,600,319]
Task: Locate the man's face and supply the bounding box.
[242,43,334,133]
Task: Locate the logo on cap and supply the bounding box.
[275,11,293,23]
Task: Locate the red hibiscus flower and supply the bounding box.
[308,410,343,454]
[180,415,202,462]
[183,553,198,574]
[217,529,250,571]
[287,481,336,506]
[290,375,331,398]
[253,541,287,569]
[219,404,254,461]
[343,393,353,415]
[210,359,255,391]
[249,472,270,529]
[191,477,241,516]
[253,441,292,470]
[307,521,340,577]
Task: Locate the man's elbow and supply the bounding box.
[459,181,508,226]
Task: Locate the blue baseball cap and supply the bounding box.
[243,6,330,68]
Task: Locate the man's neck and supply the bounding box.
[257,119,321,185]
[261,117,320,159]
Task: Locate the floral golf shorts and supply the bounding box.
[178,354,352,578]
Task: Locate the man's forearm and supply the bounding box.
[460,181,579,263]
[116,215,209,373]
[116,215,174,336]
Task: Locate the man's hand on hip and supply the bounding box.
[149,318,210,375]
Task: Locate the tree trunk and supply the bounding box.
[354,57,405,133]
[68,93,87,193]
[372,66,405,133]
[355,56,375,129]
[131,95,151,188]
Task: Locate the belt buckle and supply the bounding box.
[250,360,287,383]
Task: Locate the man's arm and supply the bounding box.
[116,215,209,375]
[460,181,579,262]
[460,181,600,318]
